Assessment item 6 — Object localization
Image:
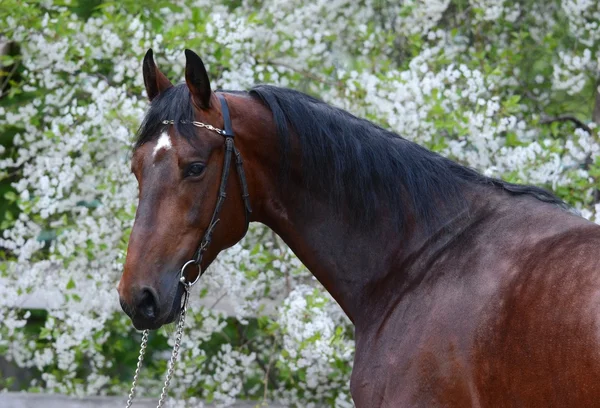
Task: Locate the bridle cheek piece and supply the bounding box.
[166,93,252,288]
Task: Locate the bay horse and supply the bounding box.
[118,49,600,407]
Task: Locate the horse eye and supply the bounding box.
[185,163,205,178]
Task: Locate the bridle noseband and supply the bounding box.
[163,93,252,287]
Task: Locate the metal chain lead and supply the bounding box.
[156,286,190,408]
[125,286,191,408]
[126,329,149,408]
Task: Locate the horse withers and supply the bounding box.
[118,49,600,407]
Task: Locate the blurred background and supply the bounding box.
[0,0,599,406]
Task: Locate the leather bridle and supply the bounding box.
[162,93,252,287]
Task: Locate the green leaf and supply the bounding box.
[3,191,16,202]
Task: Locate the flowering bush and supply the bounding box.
[0,0,598,406]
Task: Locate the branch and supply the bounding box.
[540,115,592,134]
[593,77,600,125]
[238,323,279,390]
[262,336,279,401]
[0,60,20,99]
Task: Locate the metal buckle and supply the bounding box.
[179,259,201,287]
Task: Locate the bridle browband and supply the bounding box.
[162,93,252,287]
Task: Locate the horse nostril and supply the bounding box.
[137,287,159,320]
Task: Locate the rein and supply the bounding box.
[125,93,251,407]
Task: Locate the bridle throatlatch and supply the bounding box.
[125,94,252,408]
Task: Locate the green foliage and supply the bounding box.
[0,0,599,406]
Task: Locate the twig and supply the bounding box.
[209,291,228,310]
[242,330,279,391]
[262,336,279,402]
[593,77,600,125]
[0,60,20,99]
[540,115,592,134]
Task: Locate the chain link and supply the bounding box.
[125,286,191,408]
[162,119,225,135]
[156,286,189,407]
[125,329,149,408]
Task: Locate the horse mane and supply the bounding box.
[134,83,566,231]
[249,85,566,230]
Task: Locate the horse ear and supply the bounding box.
[142,49,173,101]
[184,49,212,109]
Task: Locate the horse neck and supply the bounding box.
[230,97,448,323]
[260,192,406,324]
[234,94,488,326]
[257,184,491,327]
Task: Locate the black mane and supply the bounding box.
[249,85,566,230]
[135,83,566,231]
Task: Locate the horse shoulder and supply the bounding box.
[472,222,600,406]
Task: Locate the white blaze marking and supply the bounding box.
[153,131,172,159]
